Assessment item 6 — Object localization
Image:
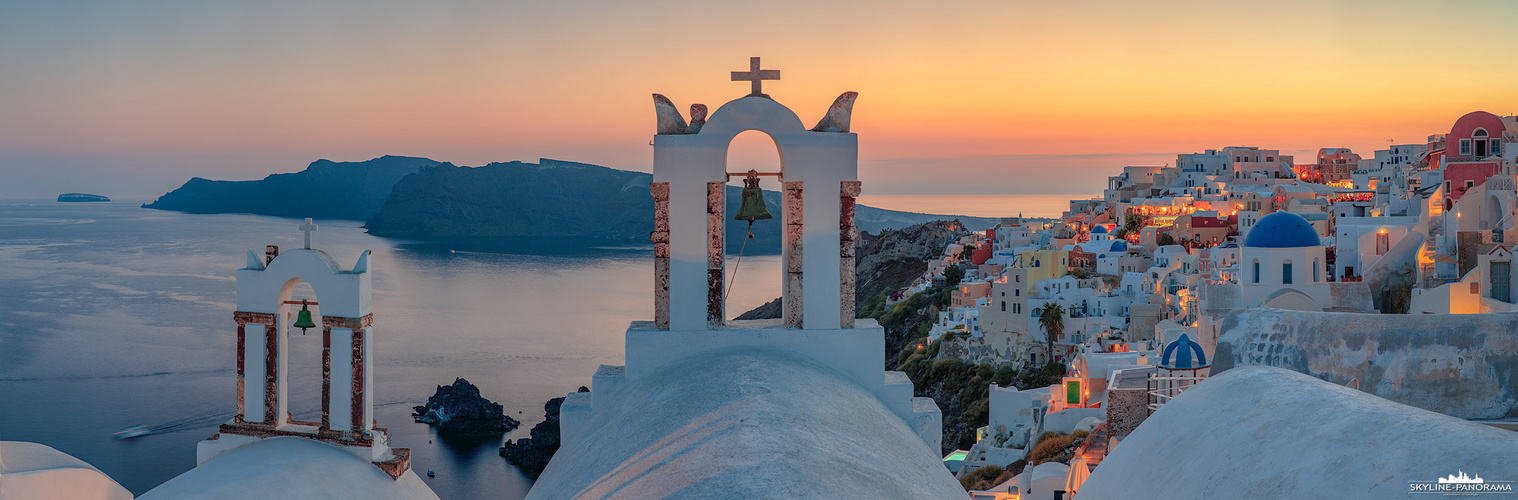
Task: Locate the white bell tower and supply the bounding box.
[197,219,411,479]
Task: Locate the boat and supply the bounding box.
[427,469,436,478]
[113,425,151,440]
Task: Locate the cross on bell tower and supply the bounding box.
[299,218,318,249]
[731,56,780,98]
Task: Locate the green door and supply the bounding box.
[1066,380,1081,404]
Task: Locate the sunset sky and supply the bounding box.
[3,0,1517,205]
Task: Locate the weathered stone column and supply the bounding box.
[232,311,274,423]
[264,320,280,424]
[707,182,725,328]
[784,181,805,329]
[840,181,861,328]
[652,182,671,330]
[349,322,369,432]
[321,325,331,430]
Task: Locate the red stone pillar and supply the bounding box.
[784,181,805,329]
[235,320,246,421]
[707,182,725,328]
[841,181,861,328]
[321,326,331,430]
[232,311,274,424]
[351,325,366,432]
[264,321,279,423]
[652,182,671,329]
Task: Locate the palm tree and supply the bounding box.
[959,245,977,262]
[1038,301,1065,365]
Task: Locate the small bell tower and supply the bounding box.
[197,218,411,479]
[555,59,943,455]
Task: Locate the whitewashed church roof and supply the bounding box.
[528,347,965,499]
[138,437,437,500]
[1077,367,1518,499]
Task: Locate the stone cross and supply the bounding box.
[731,57,779,97]
[299,218,318,249]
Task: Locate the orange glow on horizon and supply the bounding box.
[4,1,1518,199]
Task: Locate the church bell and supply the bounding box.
[734,170,773,222]
[293,299,316,334]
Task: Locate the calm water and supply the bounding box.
[0,198,783,498]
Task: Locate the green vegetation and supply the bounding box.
[1038,301,1065,363]
[1065,267,1088,279]
[943,265,965,288]
[1383,263,1416,314]
[1112,213,1150,239]
[1158,233,1176,246]
[958,245,977,262]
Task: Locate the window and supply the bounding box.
[1466,180,1475,190]
[1001,301,1006,312]
[1460,139,1471,156]
[1313,259,1320,282]
[1252,260,1260,283]
[1282,260,1293,285]
[1445,180,1453,194]
[1493,140,1503,156]
[1015,289,1020,297]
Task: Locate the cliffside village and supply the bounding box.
[914,110,1518,498]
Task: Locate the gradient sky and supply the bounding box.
[3,0,1517,199]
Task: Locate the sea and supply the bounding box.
[0,193,1080,498]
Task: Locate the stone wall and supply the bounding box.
[1213,308,1518,419]
[1104,388,1148,439]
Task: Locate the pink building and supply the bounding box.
[1440,111,1515,201]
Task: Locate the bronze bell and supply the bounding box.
[292,299,316,335]
[734,170,773,222]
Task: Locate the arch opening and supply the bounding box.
[722,130,784,320]
[280,279,326,426]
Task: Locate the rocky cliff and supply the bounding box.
[500,387,587,479]
[143,155,438,220]
[412,378,520,436]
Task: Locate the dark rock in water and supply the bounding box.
[502,386,587,479]
[58,193,109,202]
[412,378,519,436]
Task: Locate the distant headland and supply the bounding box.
[143,156,1009,250]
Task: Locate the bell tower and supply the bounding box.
[556,59,944,455]
[649,56,862,331]
[198,219,411,479]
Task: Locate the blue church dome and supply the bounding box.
[1109,240,1127,252]
[1243,212,1321,248]
[1091,225,1109,234]
[1160,333,1209,370]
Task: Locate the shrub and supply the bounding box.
[992,365,1016,387]
[959,465,1004,491]
[1028,429,1089,465]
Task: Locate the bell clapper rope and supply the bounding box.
[725,170,773,305]
[725,220,754,303]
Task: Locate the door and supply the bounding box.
[1493,261,1511,303]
